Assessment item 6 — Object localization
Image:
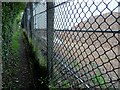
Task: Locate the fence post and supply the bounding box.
[47,1,54,85]
[118,2,120,89]
[118,32,120,90]
[0,1,2,89]
[29,2,33,39]
[24,8,27,31]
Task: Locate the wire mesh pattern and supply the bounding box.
[52,0,120,89]
[32,2,47,54]
[22,0,120,89]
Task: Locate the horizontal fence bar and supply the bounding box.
[22,1,120,88]
[33,0,71,17]
[54,29,120,33]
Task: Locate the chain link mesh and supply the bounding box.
[52,0,120,88]
[23,0,120,89]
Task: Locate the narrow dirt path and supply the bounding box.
[15,34,35,89]
[15,33,48,89]
[2,32,48,89]
[17,34,34,88]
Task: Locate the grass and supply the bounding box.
[61,80,70,88]
[38,51,47,67]
[22,31,47,67]
[92,72,106,88]
[22,31,48,89]
[3,30,20,89]
[11,30,20,53]
[49,80,70,90]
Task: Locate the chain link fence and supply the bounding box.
[22,0,120,89]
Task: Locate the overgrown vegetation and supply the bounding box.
[2,2,49,89]
[2,2,26,89]
[49,80,71,90]
[11,30,20,53]
[22,31,47,66]
[22,31,48,89]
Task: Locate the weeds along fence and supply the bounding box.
[22,1,120,89]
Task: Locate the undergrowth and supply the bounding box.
[2,2,26,89]
[3,30,20,89]
[92,72,106,88]
[11,30,20,54]
[22,31,48,89]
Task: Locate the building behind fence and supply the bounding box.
[22,0,120,89]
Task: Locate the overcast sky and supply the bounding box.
[54,0,119,29]
[33,0,119,29]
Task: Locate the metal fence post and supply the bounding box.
[118,2,120,89]
[47,1,54,85]
[118,33,120,90]
[24,8,27,30]
[29,2,33,39]
[0,1,2,89]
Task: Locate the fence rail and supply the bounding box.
[22,0,120,89]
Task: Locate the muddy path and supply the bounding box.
[15,33,48,89]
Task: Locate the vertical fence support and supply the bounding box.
[24,8,27,31]
[47,1,54,85]
[118,33,120,90]
[118,2,120,89]
[0,1,2,89]
[30,2,33,39]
